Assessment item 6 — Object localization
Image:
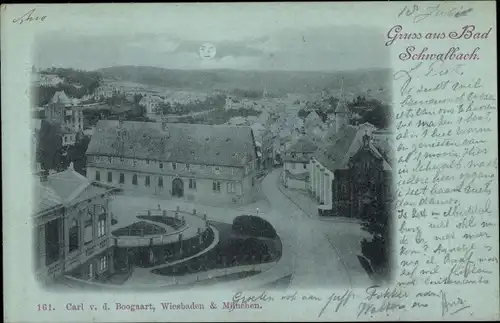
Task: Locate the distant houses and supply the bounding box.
[45,91,84,147]
[282,137,318,190]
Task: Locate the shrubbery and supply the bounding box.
[232,215,277,239]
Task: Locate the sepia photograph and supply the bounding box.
[31,25,394,292]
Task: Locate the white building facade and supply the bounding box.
[86,120,259,206]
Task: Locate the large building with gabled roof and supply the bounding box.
[33,163,120,284]
[309,77,393,218]
[86,120,259,206]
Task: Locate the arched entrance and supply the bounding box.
[172,178,184,198]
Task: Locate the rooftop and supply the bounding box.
[50,91,72,106]
[34,164,118,215]
[314,125,391,172]
[87,120,257,167]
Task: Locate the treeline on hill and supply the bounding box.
[35,68,103,106]
[157,94,226,116]
[82,93,151,127]
[297,95,392,129]
[176,107,261,125]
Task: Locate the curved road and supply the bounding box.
[219,168,356,291]
[261,169,353,289]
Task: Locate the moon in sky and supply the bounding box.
[199,43,217,60]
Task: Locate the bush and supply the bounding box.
[361,236,388,273]
[232,215,277,239]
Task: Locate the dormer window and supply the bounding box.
[172,163,177,170]
[291,153,296,158]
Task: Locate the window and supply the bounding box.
[159,163,163,169]
[227,183,237,193]
[252,177,255,187]
[145,176,151,186]
[214,166,220,174]
[291,163,296,169]
[120,157,124,163]
[172,163,177,170]
[95,171,101,181]
[100,255,108,271]
[212,181,221,192]
[119,173,125,184]
[107,172,112,183]
[108,156,112,163]
[84,212,93,245]
[97,213,106,238]
[88,263,94,280]
[189,178,197,189]
[158,177,163,187]
[69,219,79,253]
[291,153,296,158]
[146,159,150,165]
[132,174,138,185]
[303,163,307,169]
[340,183,348,194]
[133,159,138,167]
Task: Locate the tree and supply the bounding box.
[66,134,91,175]
[133,93,143,105]
[360,198,391,279]
[37,120,64,172]
[297,109,310,119]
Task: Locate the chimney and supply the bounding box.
[363,131,370,148]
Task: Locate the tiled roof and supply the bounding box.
[50,91,72,106]
[34,168,117,215]
[315,125,358,171]
[335,100,349,114]
[34,180,63,214]
[314,125,391,172]
[86,120,257,167]
[46,168,91,202]
[286,137,318,154]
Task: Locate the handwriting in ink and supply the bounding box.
[12,8,47,25]
[440,291,471,316]
[317,290,354,318]
[398,4,473,23]
[393,62,423,96]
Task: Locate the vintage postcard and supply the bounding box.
[2,2,498,322]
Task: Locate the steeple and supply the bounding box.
[334,77,349,133]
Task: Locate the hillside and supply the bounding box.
[96,66,392,99]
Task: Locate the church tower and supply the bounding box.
[334,77,349,133]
